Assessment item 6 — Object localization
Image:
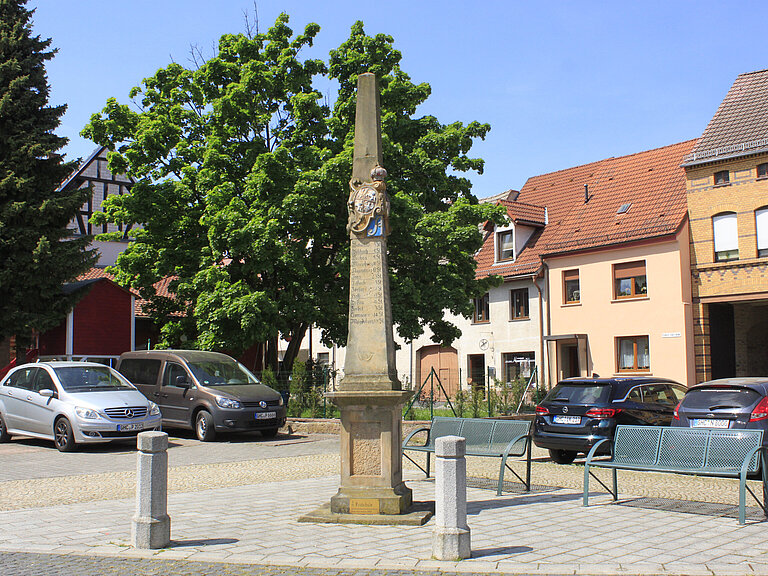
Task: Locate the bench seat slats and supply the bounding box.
[584,425,767,524]
[402,416,533,495]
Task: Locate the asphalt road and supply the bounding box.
[0,429,339,482]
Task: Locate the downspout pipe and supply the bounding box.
[533,264,549,391]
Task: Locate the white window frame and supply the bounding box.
[494,224,515,263]
[757,207,768,257]
[713,212,739,261]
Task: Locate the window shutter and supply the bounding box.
[563,269,579,280]
[713,213,738,252]
[614,261,645,279]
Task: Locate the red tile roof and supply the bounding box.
[476,140,695,279]
[76,268,177,318]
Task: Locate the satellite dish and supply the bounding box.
[479,338,489,351]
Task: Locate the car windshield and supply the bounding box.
[54,366,134,392]
[681,387,762,411]
[187,359,260,387]
[544,383,611,404]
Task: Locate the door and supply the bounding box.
[0,367,36,430]
[562,344,580,379]
[159,362,195,425]
[468,354,486,392]
[22,368,59,436]
[418,345,458,400]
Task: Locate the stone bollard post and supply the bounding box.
[132,431,171,549]
[432,435,471,560]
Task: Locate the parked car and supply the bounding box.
[671,378,768,441]
[0,361,162,452]
[116,350,286,442]
[533,376,687,463]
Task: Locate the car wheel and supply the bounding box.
[261,427,279,439]
[54,417,77,452]
[195,410,216,442]
[0,414,10,442]
[548,449,577,464]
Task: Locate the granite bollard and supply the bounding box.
[432,435,471,560]
[132,431,170,549]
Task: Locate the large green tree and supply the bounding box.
[84,15,503,377]
[0,0,96,361]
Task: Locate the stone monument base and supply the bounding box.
[299,501,433,526]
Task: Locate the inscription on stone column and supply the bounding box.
[348,241,386,326]
[350,421,382,476]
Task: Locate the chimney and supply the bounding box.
[584,183,589,203]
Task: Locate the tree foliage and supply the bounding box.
[0,0,96,359]
[83,15,504,375]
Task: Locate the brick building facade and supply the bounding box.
[683,69,768,382]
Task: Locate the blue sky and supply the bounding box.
[30,0,768,197]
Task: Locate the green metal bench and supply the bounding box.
[583,425,768,524]
[402,416,532,495]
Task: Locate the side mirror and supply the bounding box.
[39,389,56,398]
[175,375,191,388]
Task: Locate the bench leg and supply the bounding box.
[525,439,532,492]
[583,462,590,507]
[740,470,747,525]
[426,452,431,478]
[612,468,618,501]
[497,455,508,496]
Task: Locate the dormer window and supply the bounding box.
[496,229,514,261]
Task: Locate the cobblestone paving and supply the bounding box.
[2,430,768,575]
[1,552,510,576]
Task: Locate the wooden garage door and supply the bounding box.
[417,345,459,400]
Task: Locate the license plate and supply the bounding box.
[691,418,729,429]
[256,411,276,420]
[553,415,581,425]
[117,422,144,432]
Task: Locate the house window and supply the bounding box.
[510,288,529,320]
[757,207,768,258]
[473,293,490,323]
[714,170,730,186]
[316,352,330,366]
[497,230,514,261]
[613,261,647,299]
[563,269,580,303]
[712,212,739,261]
[617,336,650,372]
[502,352,535,383]
[757,163,768,179]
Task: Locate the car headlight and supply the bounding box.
[216,396,241,409]
[278,395,284,406]
[75,406,99,420]
[149,402,161,416]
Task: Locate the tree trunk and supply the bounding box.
[14,334,30,365]
[278,323,309,383]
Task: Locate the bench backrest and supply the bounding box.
[427,416,531,455]
[614,425,763,473]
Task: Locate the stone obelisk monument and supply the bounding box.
[326,72,413,518]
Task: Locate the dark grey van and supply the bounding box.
[117,350,286,442]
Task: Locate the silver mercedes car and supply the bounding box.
[0,361,162,451]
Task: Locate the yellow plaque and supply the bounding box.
[349,498,379,515]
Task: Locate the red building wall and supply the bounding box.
[72,280,132,356]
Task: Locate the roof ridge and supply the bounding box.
[525,140,697,182]
[736,68,768,78]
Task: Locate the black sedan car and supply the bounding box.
[671,378,768,440]
[533,376,687,463]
